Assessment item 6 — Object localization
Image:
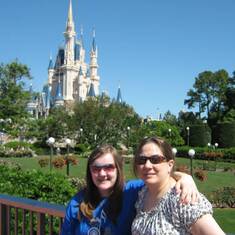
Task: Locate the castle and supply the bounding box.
[27,0,122,118]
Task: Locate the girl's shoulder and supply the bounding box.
[124,179,144,190]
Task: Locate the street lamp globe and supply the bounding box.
[127,126,130,131]
[80,128,83,133]
[207,143,211,147]
[215,143,218,148]
[188,149,195,176]
[47,137,55,146]
[172,148,177,156]
[188,149,195,158]
[65,138,71,146]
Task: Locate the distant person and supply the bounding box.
[131,137,225,235]
[61,144,199,235]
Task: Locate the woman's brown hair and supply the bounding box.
[133,136,174,176]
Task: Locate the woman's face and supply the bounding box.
[90,153,118,197]
[136,142,174,186]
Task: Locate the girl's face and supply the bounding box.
[136,142,174,186]
[90,153,118,197]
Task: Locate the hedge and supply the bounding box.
[212,122,235,148]
[0,163,84,205]
[176,146,235,161]
[188,124,211,147]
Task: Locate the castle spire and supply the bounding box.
[64,0,76,65]
[66,0,74,32]
[116,85,123,103]
[92,28,97,52]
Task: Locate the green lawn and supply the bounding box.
[214,208,235,234]
[1,156,235,233]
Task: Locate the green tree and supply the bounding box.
[163,110,178,126]
[184,70,230,120]
[0,60,32,123]
[72,97,141,148]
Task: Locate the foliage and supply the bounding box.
[0,164,77,205]
[163,110,178,126]
[187,124,211,147]
[52,156,66,169]
[4,141,33,149]
[203,152,224,159]
[65,155,78,165]
[0,60,32,123]
[194,169,207,181]
[176,146,235,161]
[38,157,49,168]
[212,122,235,148]
[74,143,90,153]
[184,70,230,120]
[0,147,33,158]
[131,120,184,149]
[68,177,86,190]
[73,98,141,148]
[209,187,235,208]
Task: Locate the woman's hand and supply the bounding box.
[173,171,200,204]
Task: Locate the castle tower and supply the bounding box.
[64,0,76,65]
[90,30,100,96]
[46,0,100,108]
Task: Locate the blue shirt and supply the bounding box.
[61,179,144,235]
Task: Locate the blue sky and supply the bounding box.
[1,0,235,118]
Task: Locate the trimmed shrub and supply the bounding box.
[4,141,33,149]
[38,158,49,168]
[65,155,78,165]
[209,187,235,208]
[176,146,235,161]
[0,165,78,204]
[194,169,207,181]
[212,122,235,148]
[52,156,66,169]
[188,124,211,147]
[203,152,224,160]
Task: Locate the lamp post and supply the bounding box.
[186,126,190,146]
[214,143,219,171]
[172,148,177,157]
[80,128,83,143]
[65,138,71,176]
[127,126,130,148]
[47,137,55,172]
[188,149,195,176]
[0,132,4,145]
[168,128,172,142]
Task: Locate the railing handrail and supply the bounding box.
[0,193,66,217]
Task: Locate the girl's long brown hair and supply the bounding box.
[80,144,124,224]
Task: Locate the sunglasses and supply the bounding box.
[136,154,166,165]
[90,164,116,174]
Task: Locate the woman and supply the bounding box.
[131,137,225,235]
[61,144,199,235]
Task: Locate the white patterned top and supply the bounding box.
[131,186,212,235]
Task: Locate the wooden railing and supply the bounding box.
[0,194,66,235]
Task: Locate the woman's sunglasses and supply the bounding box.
[90,164,116,174]
[136,154,166,165]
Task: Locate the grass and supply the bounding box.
[1,156,235,233]
[214,208,235,234]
